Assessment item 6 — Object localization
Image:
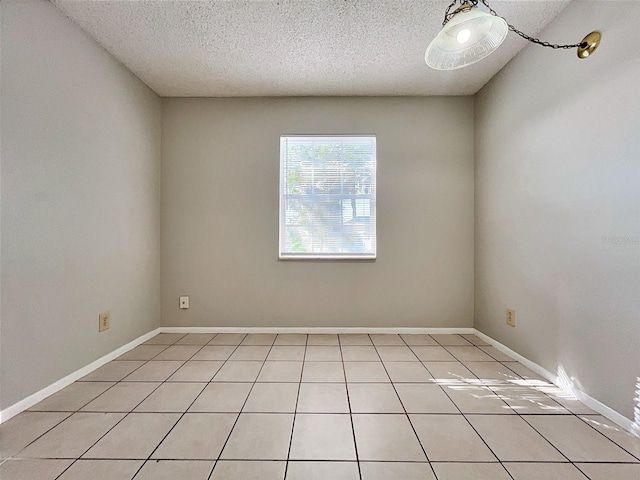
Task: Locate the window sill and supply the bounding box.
[278,255,376,261]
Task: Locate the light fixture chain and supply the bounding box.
[442,0,460,26]
[479,0,583,49]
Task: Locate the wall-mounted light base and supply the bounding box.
[577,31,601,59]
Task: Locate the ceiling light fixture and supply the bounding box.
[425,0,601,70]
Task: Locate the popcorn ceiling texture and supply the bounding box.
[52,0,570,97]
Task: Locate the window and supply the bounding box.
[279,135,376,259]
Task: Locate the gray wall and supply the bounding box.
[475,1,640,420]
[0,0,161,409]
[161,97,474,328]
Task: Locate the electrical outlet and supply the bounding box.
[179,296,189,309]
[506,308,516,327]
[99,311,110,332]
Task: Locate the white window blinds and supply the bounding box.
[279,135,376,259]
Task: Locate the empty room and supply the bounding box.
[1,0,639,479]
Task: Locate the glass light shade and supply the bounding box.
[425,8,508,70]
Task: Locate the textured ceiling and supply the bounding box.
[51,0,571,97]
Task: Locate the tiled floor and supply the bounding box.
[1,333,639,479]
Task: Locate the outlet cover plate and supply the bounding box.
[99,311,110,332]
[506,308,515,327]
[179,296,189,309]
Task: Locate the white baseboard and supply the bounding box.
[160,326,475,335]
[0,328,161,424]
[473,329,639,438]
[4,325,636,439]
[471,330,559,383]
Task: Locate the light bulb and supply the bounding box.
[457,28,471,44]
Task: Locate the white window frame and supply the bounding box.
[279,135,377,260]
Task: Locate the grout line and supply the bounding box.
[283,334,308,480]
[340,334,362,480]
[573,463,594,479]
[4,457,637,464]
